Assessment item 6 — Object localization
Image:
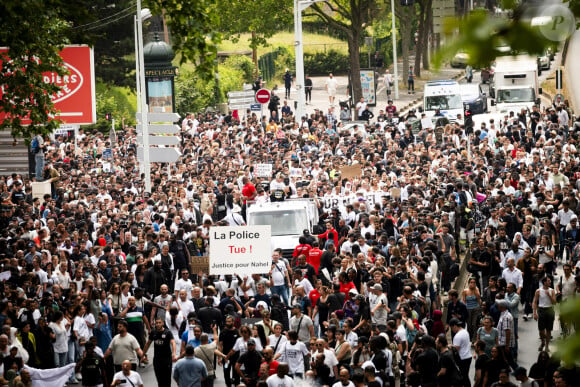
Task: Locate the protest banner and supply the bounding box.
[209,226,271,276]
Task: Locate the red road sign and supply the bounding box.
[255,88,271,104]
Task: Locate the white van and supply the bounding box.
[422,80,464,123]
[246,198,319,257]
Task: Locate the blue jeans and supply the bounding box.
[271,285,289,305]
[67,340,77,382]
[54,351,67,367]
[34,153,44,181]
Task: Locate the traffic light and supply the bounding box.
[105,113,112,121]
[463,103,473,130]
[400,0,414,5]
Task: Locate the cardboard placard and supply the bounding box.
[390,187,401,199]
[190,256,210,274]
[340,164,362,180]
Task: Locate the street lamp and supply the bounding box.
[294,0,326,122]
[390,0,399,100]
[135,2,152,192]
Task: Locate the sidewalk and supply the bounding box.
[278,59,465,117]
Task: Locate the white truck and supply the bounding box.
[490,55,541,114]
[246,198,319,257]
[422,80,464,123]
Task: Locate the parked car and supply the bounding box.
[451,52,469,68]
[459,83,487,114]
[538,51,550,70]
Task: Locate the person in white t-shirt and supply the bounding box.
[266,363,294,387]
[174,271,194,299]
[111,360,144,387]
[274,330,309,378]
[332,367,355,387]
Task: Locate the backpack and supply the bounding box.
[31,137,40,154]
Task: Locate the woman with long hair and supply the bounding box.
[165,306,183,357]
[462,277,482,341]
[267,323,287,355]
[313,285,330,335]
[334,329,352,370]
[476,315,498,356]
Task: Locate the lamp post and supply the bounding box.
[294,0,326,121]
[390,0,399,100]
[135,1,152,192]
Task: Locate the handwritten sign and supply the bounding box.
[209,226,271,276]
[255,164,273,178]
[190,256,209,274]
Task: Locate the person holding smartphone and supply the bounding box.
[111,360,144,387]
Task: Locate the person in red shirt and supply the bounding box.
[317,221,339,247]
[292,236,311,261]
[260,347,279,377]
[309,279,323,307]
[339,272,357,296]
[307,242,323,274]
[241,176,257,204]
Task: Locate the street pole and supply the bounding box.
[391,0,399,100]
[294,0,326,121]
[136,0,151,193]
[294,0,306,121]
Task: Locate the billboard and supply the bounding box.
[360,69,377,106]
[0,45,96,125]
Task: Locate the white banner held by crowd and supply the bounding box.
[317,191,391,215]
[209,226,271,276]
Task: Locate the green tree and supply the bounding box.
[0,0,222,140]
[306,0,382,101]
[216,0,293,76]
[0,0,71,141]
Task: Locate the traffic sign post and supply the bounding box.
[137,147,181,163]
[556,68,563,94]
[228,89,255,118]
[135,110,181,188]
[255,88,271,104]
[255,89,270,120]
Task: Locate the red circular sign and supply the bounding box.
[255,88,271,104]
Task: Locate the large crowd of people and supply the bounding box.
[0,92,580,387]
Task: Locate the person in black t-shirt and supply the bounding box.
[219,316,240,387]
[436,334,462,387]
[143,318,176,387]
[235,338,263,387]
[413,335,439,387]
[76,341,107,387]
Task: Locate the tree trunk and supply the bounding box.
[400,7,413,87]
[252,31,259,78]
[349,32,362,103]
[414,1,426,77]
[422,0,432,70]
